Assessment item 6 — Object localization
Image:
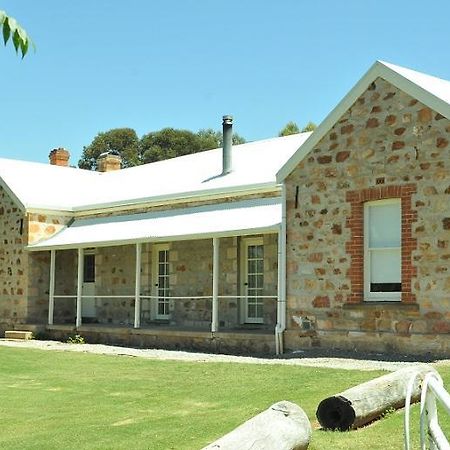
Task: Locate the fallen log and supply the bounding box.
[316,364,438,431]
[202,400,311,450]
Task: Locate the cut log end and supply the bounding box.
[316,396,355,431]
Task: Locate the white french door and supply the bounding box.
[241,238,264,324]
[152,244,170,319]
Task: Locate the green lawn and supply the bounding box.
[0,347,448,449]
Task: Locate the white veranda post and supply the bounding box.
[48,250,56,325]
[211,237,219,333]
[76,248,84,328]
[134,243,142,328]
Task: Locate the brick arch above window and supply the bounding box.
[345,184,417,304]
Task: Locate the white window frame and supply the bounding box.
[240,237,265,324]
[364,198,401,302]
[152,243,171,320]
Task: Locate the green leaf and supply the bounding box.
[2,17,10,44]
[20,36,28,58]
[12,29,21,53]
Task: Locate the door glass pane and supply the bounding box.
[157,250,169,317]
[256,245,264,259]
[256,259,264,273]
[83,254,95,283]
[246,243,264,321]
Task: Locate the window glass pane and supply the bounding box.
[371,282,401,292]
[369,202,400,248]
[248,245,256,259]
[370,249,401,284]
[248,259,257,274]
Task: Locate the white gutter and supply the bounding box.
[26,226,280,252]
[275,183,287,355]
[22,184,280,216]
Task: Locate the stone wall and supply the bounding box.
[285,77,450,355]
[28,212,72,245]
[0,186,28,332]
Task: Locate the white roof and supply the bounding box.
[277,60,450,181]
[0,132,311,213]
[27,197,281,250]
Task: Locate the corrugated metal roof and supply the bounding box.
[0,133,311,212]
[27,197,281,250]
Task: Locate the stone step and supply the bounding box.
[4,330,33,340]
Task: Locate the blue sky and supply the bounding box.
[1,0,450,165]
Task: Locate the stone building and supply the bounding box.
[278,61,450,356]
[0,123,309,354]
[0,61,449,355]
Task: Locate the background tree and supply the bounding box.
[79,126,247,169]
[279,120,317,136]
[301,121,317,132]
[197,128,246,149]
[0,10,33,57]
[140,128,204,164]
[278,121,300,136]
[78,128,140,170]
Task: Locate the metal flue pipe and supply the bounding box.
[222,115,233,175]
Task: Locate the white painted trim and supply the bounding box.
[241,237,265,324]
[25,226,280,252]
[211,237,220,333]
[76,248,84,327]
[275,183,287,354]
[152,243,171,320]
[21,185,280,215]
[364,198,401,301]
[73,185,280,215]
[134,242,142,329]
[277,60,450,182]
[48,250,56,325]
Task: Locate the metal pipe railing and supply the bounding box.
[404,371,450,450]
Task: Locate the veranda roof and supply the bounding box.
[27,197,281,251]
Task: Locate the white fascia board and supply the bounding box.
[277,60,450,182]
[25,207,74,216]
[20,183,279,216]
[26,226,280,252]
[70,183,280,216]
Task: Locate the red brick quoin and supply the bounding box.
[345,184,417,304]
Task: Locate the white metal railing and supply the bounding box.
[404,371,450,450]
[51,295,277,325]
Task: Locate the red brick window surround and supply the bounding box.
[346,184,417,304]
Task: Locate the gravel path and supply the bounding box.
[2,339,448,371]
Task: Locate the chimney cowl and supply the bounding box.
[222,114,233,175]
[49,148,70,167]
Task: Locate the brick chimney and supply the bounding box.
[49,148,70,167]
[97,151,122,172]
